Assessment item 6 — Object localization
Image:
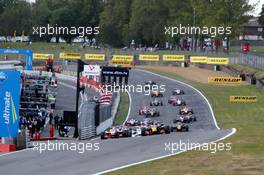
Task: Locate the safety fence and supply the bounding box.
[78,83,118,140]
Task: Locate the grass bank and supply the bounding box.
[113,92,129,126]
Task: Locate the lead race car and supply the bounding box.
[145,80,157,90]
[168,96,186,106]
[101,126,132,139]
[150,98,163,106]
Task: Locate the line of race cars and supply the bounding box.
[101,81,197,140]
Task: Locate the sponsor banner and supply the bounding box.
[60,52,81,59]
[110,60,132,68]
[207,57,229,65]
[33,53,54,60]
[112,55,133,62]
[0,70,20,138]
[190,56,208,63]
[208,77,242,84]
[163,55,185,62]
[230,96,257,103]
[83,65,101,76]
[139,55,159,61]
[85,54,105,61]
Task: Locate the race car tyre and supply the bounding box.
[141,128,147,136]
[150,103,153,106]
[101,133,107,140]
[194,117,197,121]
[161,102,163,106]
[165,126,171,134]
[173,119,177,123]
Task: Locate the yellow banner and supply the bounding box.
[112,55,133,62]
[230,96,257,103]
[207,57,229,65]
[139,55,159,61]
[110,60,132,68]
[60,52,81,59]
[85,54,105,61]
[190,56,208,63]
[33,53,54,60]
[208,77,242,84]
[163,55,185,62]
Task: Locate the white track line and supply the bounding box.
[138,69,220,130]
[122,91,132,125]
[95,128,237,175]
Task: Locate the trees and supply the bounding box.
[259,4,264,38]
[0,0,254,47]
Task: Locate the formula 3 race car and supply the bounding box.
[145,108,160,118]
[173,114,197,123]
[168,97,186,106]
[139,106,149,115]
[124,119,141,126]
[179,106,194,115]
[172,89,185,95]
[101,126,132,139]
[170,121,189,132]
[150,98,163,106]
[141,122,170,136]
[145,81,157,90]
[151,91,163,97]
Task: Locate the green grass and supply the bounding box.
[113,92,129,126]
[230,64,264,79]
[107,67,264,175]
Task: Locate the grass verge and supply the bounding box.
[107,67,264,175]
[113,92,129,126]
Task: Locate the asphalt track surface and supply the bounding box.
[0,69,235,175]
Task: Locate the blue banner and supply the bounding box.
[0,70,20,138]
[0,48,33,70]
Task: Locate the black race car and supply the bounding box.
[179,106,194,115]
[172,89,185,95]
[173,114,197,123]
[150,98,163,106]
[171,122,189,132]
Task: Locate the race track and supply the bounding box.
[0,69,235,175]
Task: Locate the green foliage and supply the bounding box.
[0,0,253,46]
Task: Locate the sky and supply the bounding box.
[249,0,263,16]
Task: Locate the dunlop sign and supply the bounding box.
[112,55,133,62]
[60,52,81,59]
[139,55,159,61]
[85,54,105,61]
[33,53,54,60]
[163,55,184,61]
[230,96,257,103]
[207,57,229,65]
[190,56,208,63]
[208,77,242,84]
